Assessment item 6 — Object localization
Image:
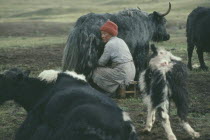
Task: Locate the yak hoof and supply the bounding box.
[187,65,193,70]
[191,132,200,139]
[200,65,208,71]
[142,128,151,134]
[168,135,177,140]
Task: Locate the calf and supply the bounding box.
[139,45,200,140]
[0,68,138,140]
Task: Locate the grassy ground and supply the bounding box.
[0,0,210,139]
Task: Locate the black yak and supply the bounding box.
[139,45,200,140]
[62,3,171,80]
[186,7,210,70]
[0,68,138,140]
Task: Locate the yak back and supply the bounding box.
[186,7,210,51]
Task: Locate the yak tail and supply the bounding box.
[62,28,101,79]
[62,29,79,72]
[167,61,189,121]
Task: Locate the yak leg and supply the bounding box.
[196,48,208,70]
[133,44,149,80]
[15,113,41,140]
[180,120,200,138]
[159,101,177,140]
[187,42,194,70]
[144,106,156,132]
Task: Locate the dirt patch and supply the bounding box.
[188,74,210,114]
[0,45,64,73]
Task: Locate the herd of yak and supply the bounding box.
[0,3,209,140]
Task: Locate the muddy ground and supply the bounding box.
[0,22,210,140]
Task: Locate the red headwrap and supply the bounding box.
[100,20,118,36]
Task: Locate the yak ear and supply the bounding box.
[16,73,24,80]
[16,70,30,80]
[23,70,31,77]
[152,11,162,21]
[153,11,158,16]
[152,11,159,18]
[151,44,157,53]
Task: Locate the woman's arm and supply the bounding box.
[98,45,111,66]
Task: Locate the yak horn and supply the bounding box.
[137,6,141,10]
[159,2,171,17]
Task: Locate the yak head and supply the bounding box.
[0,68,30,105]
[149,44,181,72]
[150,2,171,42]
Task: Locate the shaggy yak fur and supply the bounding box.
[186,7,210,70]
[0,68,138,140]
[139,45,200,140]
[62,3,171,80]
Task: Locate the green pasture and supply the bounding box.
[0,0,209,51]
[0,36,66,48]
[0,0,210,139]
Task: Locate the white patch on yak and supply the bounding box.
[65,71,86,82]
[122,112,131,121]
[122,112,136,132]
[38,70,60,83]
[139,71,146,93]
[38,70,86,83]
[157,47,182,61]
[163,85,169,102]
[131,124,136,132]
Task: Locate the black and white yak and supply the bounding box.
[139,45,200,140]
[186,7,210,70]
[0,68,138,140]
[62,3,171,80]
